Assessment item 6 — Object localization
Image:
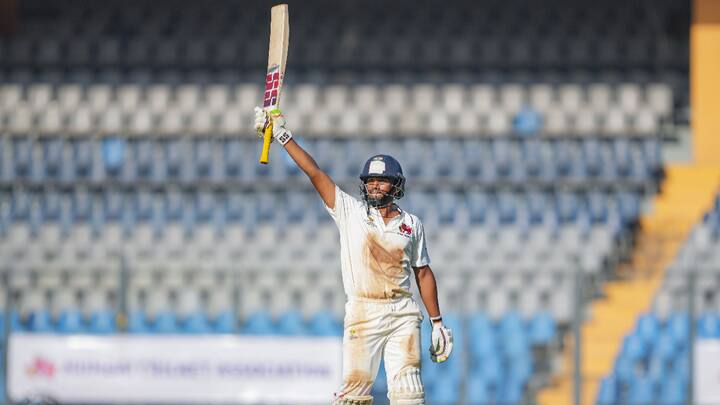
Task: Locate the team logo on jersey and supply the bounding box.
[399,223,412,237]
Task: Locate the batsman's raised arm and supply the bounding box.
[254,107,336,209]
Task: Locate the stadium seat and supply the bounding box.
[658,376,686,405]
[426,373,460,405]
[276,310,307,336]
[128,311,150,334]
[28,310,53,333]
[213,311,236,334]
[88,310,116,334]
[182,310,212,334]
[466,372,494,405]
[626,376,657,405]
[152,311,180,334]
[528,312,556,345]
[666,312,690,347]
[697,312,720,338]
[596,376,619,405]
[242,310,275,335]
[57,309,85,334]
[636,312,661,345]
[309,310,342,337]
[498,377,525,404]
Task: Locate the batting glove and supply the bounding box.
[430,322,454,363]
[254,106,293,145]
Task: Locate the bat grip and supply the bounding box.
[259,122,273,164]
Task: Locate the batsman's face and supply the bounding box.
[365,177,393,198]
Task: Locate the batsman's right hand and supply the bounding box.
[254,106,293,145]
[430,323,454,363]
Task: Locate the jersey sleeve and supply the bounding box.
[324,185,359,227]
[411,217,431,267]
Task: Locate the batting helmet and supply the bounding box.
[359,154,405,207]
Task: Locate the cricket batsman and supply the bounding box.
[254,107,453,404]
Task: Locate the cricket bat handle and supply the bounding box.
[259,122,273,164]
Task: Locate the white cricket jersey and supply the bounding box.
[325,186,431,300]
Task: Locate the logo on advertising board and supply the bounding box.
[26,357,56,379]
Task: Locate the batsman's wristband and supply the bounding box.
[275,127,293,145]
[430,315,443,323]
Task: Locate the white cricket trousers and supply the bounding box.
[333,296,424,403]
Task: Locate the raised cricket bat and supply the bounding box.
[259,4,290,164]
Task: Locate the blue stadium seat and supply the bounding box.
[223,138,243,178]
[101,137,125,177]
[472,354,503,388]
[504,332,530,359]
[194,192,215,223]
[469,328,496,360]
[612,139,633,177]
[213,311,235,334]
[0,138,5,181]
[242,310,275,335]
[658,376,686,405]
[528,312,556,345]
[57,309,85,334]
[182,312,212,334]
[276,310,307,336]
[309,311,342,337]
[127,311,149,333]
[525,191,547,224]
[10,311,23,332]
[41,191,62,222]
[102,190,125,222]
[666,312,690,348]
[162,138,184,179]
[617,191,640,224]
[133,138,155,180]
[627,376,657,405]
[499,311,525,338]
[596,376,619,405]
[467,191,490,224]
[697,312,720,338]
[580,139,603,177]
[552,140,574,177]
[71,190,93,222]
[71,138,94,180]
[426,373,460,405]
[152,311,180,334]
[490,139,513,179]
[88,310,116,334]
[11,189,31,221]
[520,139,543,179]
[636,313,660,345]
[256,192,277,223]
[614,356,637,384]
[586,191,609,224]
[133,190,154,222]
[225,192,244,223]
[621,334,649,362]
[437,193,458,224]
[497,192,518,224]
[507,355,533,383]
[41,137,64,179]
[556,191,580,223]
[466,372,494,405]
[498,377,525,404]
[11,137,33,178]
[193,138,214,179]
[28,310,53,333]
[653,333,678,364]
